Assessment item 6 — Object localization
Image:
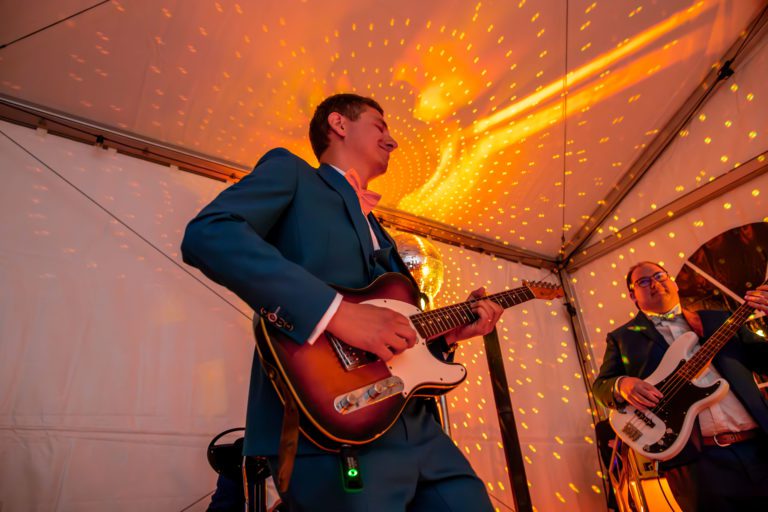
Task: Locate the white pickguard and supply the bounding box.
[609,331,729,460]
[361,298,467,397]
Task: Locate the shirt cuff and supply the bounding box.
[306,293,343,345]
[613,376,626,404]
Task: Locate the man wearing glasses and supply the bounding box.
[592,261,768,512]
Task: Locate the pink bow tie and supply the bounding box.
[344,168,381,216]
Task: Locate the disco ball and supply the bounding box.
[391,230,445,306]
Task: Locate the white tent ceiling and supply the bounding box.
[2,0,766,262]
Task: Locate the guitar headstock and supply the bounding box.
[523,281,564,300]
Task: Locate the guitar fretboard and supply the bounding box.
[678,300,756,380]
[675,279,766,381]
[410,286,536,339]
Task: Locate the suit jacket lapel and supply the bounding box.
[632,311,670,350]
[316,164,374,273]
[632,309,704,345]
[368,214,420,290]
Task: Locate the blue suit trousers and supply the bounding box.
[268,400,493,512]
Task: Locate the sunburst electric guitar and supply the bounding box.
[255,272,563,451]
[609,291,763,460]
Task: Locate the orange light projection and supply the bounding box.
[1,0,761,256]
[396,0,721,240]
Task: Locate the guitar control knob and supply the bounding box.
[367,382,386,400]
[336,393,359,412]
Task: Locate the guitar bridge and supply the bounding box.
[328,333,378,370]
[622,423,642,441]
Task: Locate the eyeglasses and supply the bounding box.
[631,271,669,289]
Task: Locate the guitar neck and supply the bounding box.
[681,288,764,377]
[409,286,535,339]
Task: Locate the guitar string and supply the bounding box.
[622,302,755,440]
[413,286,536,325]
[627,305,751,436]
[650,305,752,405]
[412,286,536,337]
[399,282,556,345]
[655,275,767,403]
[622,305,752,437]
[427,288,536,333]
[415,296,495,337]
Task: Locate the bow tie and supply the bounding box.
[649,313,682,326]
[647,304,683,326]
[344,168,381,216]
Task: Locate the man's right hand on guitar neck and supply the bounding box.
[327,301,417,362]
[616,376,664,410]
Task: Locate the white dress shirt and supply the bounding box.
[306,165,380,344]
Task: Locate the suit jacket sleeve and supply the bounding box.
[592,332,626,409]
[181,150,337,344]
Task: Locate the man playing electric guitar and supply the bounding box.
[592,261,768,512]
[182,94,503,512]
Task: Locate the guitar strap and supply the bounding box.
[259,357,299,494]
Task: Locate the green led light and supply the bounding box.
[347,468,358,478]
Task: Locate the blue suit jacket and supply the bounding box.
[182,148,419,455]
[592,309,768,466]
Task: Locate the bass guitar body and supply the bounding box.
[609,331,729,460]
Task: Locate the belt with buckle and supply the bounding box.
[701,429,762,447]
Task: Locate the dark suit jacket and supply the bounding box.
[592,309,768,466]
[181,148,423,456]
